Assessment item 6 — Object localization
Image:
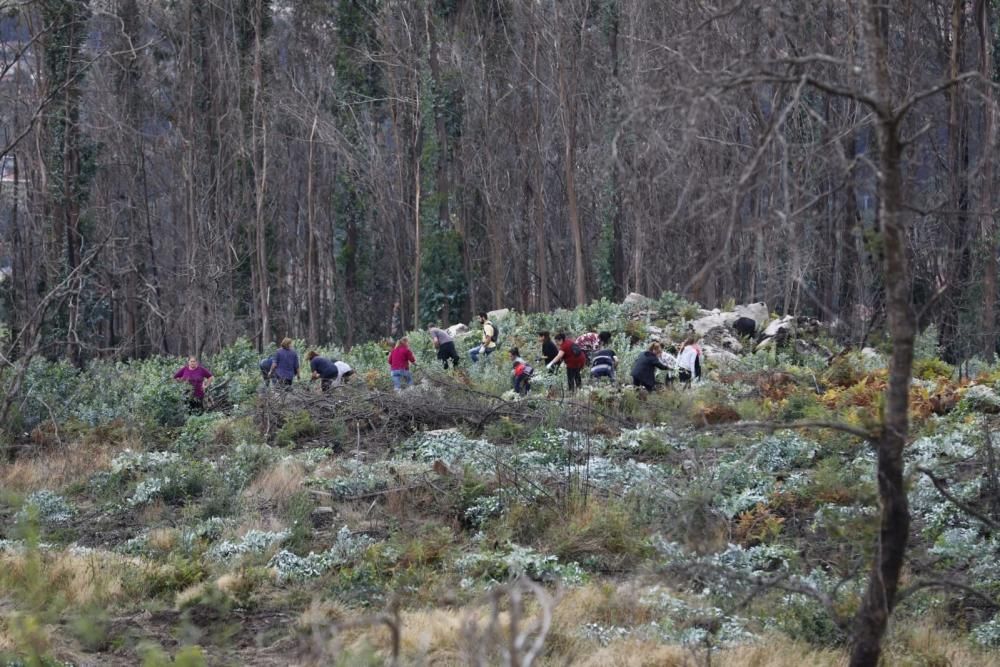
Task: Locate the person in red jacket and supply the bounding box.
[547,333,587,392]
[509,347,533,395]
[388,337,417,391]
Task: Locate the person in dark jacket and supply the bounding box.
[271,337,300,387]
[631,342,671,392]
[590,331,618,382]
[259,354,274,385]
[307,351,340,391]
[538,331,559,367]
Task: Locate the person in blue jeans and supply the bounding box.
[388,337,416,391]
[469,312,497,363]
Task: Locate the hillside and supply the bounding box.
[2,295,1000,666]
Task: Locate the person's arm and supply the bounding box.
[203,369,213,385]
[173,368,185,381]
[548,349,565,369]
[407,349,416,364]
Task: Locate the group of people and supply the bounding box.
[257,338,356,391]
[172,321,704,409]
[421,314,704,395]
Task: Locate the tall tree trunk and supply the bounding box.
[849,4,914,665]
[306,114,319,344]
[532,36,549,312]
[556,8,587,306]
[977,0,997,358]
[252,0,269,347]
[939,0,969,362]
[413,98,423,331]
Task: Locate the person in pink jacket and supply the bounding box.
[388,337,417,391]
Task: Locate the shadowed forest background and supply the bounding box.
[1,0,999,362]
[5,3,1000,666]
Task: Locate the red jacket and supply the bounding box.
[560,339,587,369]
[388,345,415,371]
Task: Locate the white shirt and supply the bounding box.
[332,361,353,385]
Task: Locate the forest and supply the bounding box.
[3,1,1000,666]
[0,0,997,362]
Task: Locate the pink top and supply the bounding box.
[388,346,415,371]
[174,365,212,398]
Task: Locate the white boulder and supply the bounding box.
[446,323,471,338]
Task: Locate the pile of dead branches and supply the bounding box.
[256,371,635,450]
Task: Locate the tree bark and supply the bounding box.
[849,4,914,665]
[306,113,319,344]
[977,0,997,358]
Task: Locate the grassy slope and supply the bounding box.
[2,298,1000,666]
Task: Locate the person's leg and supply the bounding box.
[321,378,332,392]
[391,370,403,391]
[449,343,460,368]
[567,367,581,391]
[469,346,480,364]
[402,370,413,388]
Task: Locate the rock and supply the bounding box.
[794,339,831,358]
[701,344,740,366]
[446,323,471,338]
[733,302,769,328]
[690,313,730,336]
[486,308,510,321]
[762,315,796,338]
[703,326,743,354]
[646,325,664,335]
[623,292,651,306]
[795,316,823,336]
[310,507,336,530]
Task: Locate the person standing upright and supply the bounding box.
[388,337,417,391]
[272,337,300,387]
[174,356,213,411]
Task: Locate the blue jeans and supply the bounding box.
[469,346,494,363]
[391,370,412,391]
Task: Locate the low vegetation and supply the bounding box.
[2,298,1000,666]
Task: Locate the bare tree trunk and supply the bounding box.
[252,0,269,348]
[849,4,914,665]
[532,35,549,312]
[556,7,587,306]
[413,102,422,331]
[306,113,319,344]
[977,0,997,358]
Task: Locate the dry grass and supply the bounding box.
[884,621,1000,667]
[243,460,306,511]
[1,436,133,494]
[0,548,141,608]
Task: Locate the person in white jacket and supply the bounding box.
[677,336,702,386]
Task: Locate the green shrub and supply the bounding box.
[275,410,317,448]
[913,358,953,381]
